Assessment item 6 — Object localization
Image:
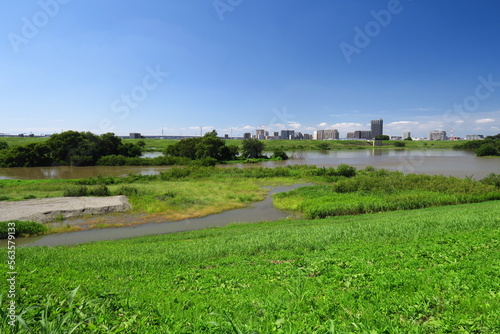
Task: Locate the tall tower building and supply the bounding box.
[371,119,383,138]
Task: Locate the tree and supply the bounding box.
[476,144,499,157]
[375,135,390,140]
[242,138,264,159]
[164,131,238,161]
[0,131,144,167]
[271,148,288,160]
[404,137,413,141]
[0,143,52,167]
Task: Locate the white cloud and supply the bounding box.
[475,118,495,124]
[401,107,440,112]
[388,121,419,126]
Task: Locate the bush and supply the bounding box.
[64,186,89,197]
[481,173,500,188]
[63,185,110,197]
[271,148,289,160]
[336,164,357,177]
[0,220,48,238]
[115,186,140,196]
[476,144,499,156]
[394,141,406,147]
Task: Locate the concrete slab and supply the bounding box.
[0,196,131,223]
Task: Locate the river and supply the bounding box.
[0,150,498,180]
[1,184,305,247]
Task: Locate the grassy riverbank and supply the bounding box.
[127,138,464,152]
[2,136,465,152]
[1,166,499,231]
[1,201,499,333]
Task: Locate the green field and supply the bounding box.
[125,138,464,152]
[1,136,465,152]
[1,201,499,333]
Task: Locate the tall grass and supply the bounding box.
[1,202,498,332]
[274,171,500,218]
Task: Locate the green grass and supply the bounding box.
[274,171,500,218]
[2,137,466,153]
[1,202,499,333]
[123,138,464,152]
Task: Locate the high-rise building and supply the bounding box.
[429,130,447,141]
[403,132,411,139]
[281,130,295,140]
[354,130,372,140]
[466,135,484,140]
[346,132,354,139]
[243,132,251,139]
[371,119,383,138]
[316,129,339,140]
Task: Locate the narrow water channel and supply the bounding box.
[5,184,306,248]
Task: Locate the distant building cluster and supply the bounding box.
[2,119,489,142]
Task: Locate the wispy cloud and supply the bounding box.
[401,107,440,112]
[475,118,495,124]
[388,121,419,126]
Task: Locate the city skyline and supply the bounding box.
[1,1,500,138]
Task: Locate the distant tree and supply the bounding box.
[375,135,390,140]
[0,131,144,167]
[164,131,238,161]
[316,142,330,150]
[476,144,499,157]
[271,148,288,160]
[404,137,413,141]
[394,141,406,147]
[0,143,52,167]
[242,138,265,159]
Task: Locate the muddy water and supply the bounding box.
[4,184,306,248]
[0,150,497,180]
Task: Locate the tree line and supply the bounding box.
[454,133,500,156]
[0,130,284,167]
[0,131,144,167]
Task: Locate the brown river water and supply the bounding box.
[0,150,498,180]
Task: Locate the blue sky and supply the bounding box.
[1,0,500,138]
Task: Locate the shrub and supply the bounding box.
[476,144,499,156]
[88,185,110,196]
[481,173,500,188]
[64,186,88,197]
[63,185,110,197]
[271,148,289,160]
[394,141,406,147]
[115,186,140,196]
[336,164,357,177]
[0,220,48,237]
